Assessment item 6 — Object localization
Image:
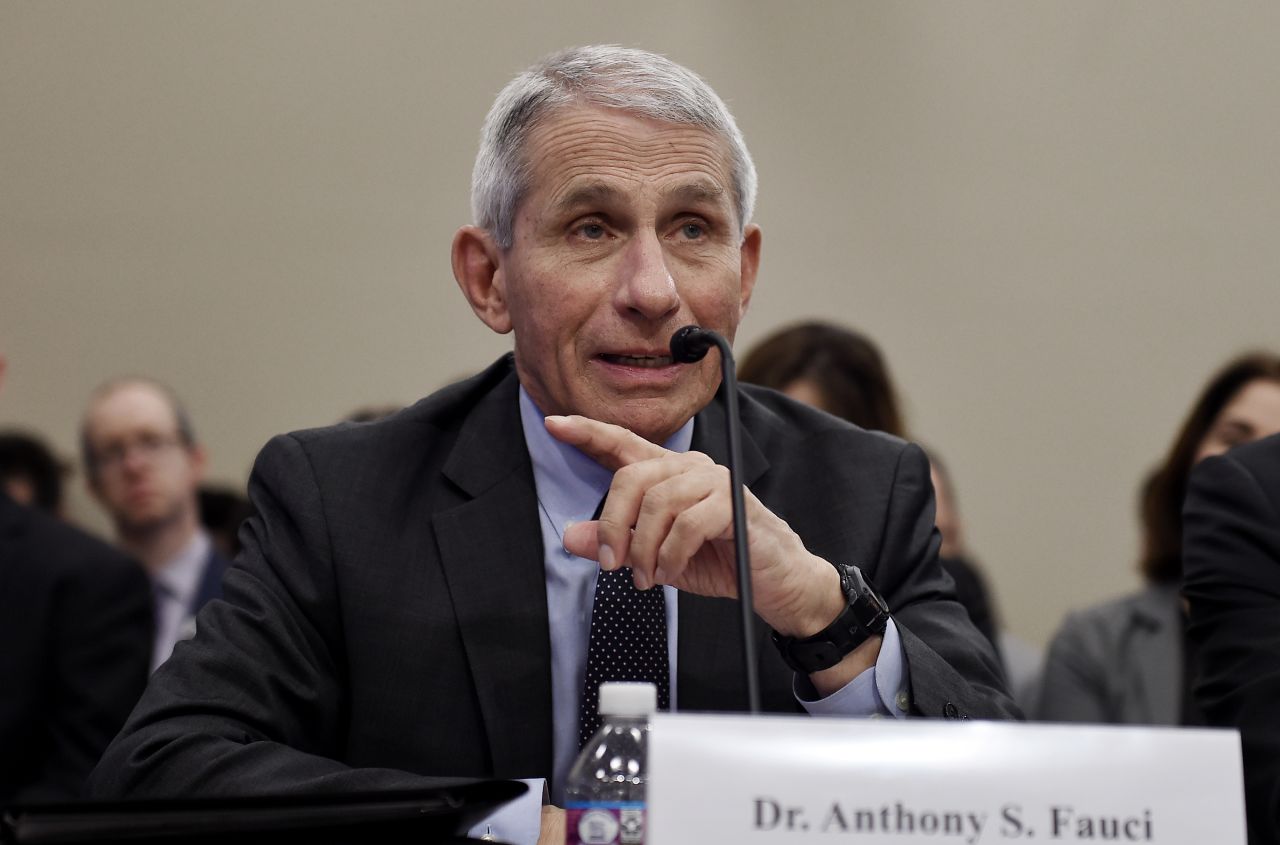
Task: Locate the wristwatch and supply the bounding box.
[771,563,890,674]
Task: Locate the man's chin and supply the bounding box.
[596,399,702,445]
[117,508,178,536]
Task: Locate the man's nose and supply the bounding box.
[614,230,680,320]
[120,446,151,475]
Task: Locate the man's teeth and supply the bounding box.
[605,354,674,368]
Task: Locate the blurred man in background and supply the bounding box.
[81,378,229,671]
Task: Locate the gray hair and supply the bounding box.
[471,45,757,249]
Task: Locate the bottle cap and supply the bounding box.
[598,682,657,717]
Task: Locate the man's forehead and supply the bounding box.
[550,176,730,213]
[88,383,180,435]
[525,106,735,199]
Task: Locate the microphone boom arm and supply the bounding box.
[670,325,762,714]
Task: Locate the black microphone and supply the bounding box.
[669,325,717,364]
[668,325,761,714]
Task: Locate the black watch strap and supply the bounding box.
[771,564,890,674]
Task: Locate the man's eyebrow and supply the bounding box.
[552,182,623,213]
[662,181,728,206]
[549,179,730,217]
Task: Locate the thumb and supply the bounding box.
[562,519,601,562]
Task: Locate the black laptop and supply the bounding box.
[0,780,526,844]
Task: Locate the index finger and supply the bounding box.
[544,414,670,470]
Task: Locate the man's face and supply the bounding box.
[471,106,760,443]
[85,383,204,534]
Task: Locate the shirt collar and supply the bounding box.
[154,530,211,605]
[517,387,695,533]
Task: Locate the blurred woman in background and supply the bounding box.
[1035,352,1280,724]
[738,320,1005,659]
[737,321,905,436]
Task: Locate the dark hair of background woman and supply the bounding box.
[737,321,906,437]
[1140,351,1280,583]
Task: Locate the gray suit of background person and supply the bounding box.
[90,46,1014,844]
[1036,353,1280,724]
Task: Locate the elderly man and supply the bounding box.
[91,46,1014,843]
[81,378,231,671]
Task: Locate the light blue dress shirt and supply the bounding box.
[151,530,211,672]
[473,388,909,843]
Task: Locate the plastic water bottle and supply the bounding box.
[564,682,656,845]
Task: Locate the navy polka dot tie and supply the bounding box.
[577,497,670,748]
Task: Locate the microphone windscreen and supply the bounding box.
[670,325,714,363]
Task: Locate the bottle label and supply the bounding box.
[565,802,645,845]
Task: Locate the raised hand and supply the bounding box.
[546,414,844,641]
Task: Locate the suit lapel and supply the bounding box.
[1130,585,1183,725]
[189,548,230,616]
[688,384,768,477]
[429,375,776,749]
[677,387,770,709]
[433,370,553,778]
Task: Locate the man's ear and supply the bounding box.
[737,224,762,317]
[86,465,104,501]
[188,443,208,485]
[452,226,512,334]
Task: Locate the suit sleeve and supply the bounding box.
[88,433,459,797]
[19,552,152,802]
[869,444,1020,720]
[1183,448,1280,841]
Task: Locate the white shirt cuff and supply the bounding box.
[468,777,544,844]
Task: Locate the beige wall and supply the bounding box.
[3,1,1277,648]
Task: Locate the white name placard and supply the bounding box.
[649,714,1244,845]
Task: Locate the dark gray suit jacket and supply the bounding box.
[0,493,152,803]
[1184,433,1280,845]
[90,356,1015,798]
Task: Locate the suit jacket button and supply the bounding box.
[943,701,958,719]
[895,691,910,712]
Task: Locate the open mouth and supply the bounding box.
[599,354,676,368]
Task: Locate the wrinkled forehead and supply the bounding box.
[521,105,737,213]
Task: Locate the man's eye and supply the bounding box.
[680,222,705,239]
[579,223,606,240]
